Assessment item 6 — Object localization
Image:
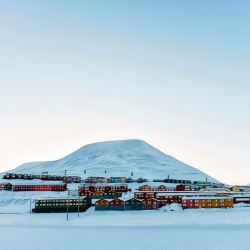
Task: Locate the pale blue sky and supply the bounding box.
[0,0,250,184]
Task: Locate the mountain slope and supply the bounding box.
[8,139,218,182]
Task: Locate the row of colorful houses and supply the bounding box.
[79,184,131,193]
[95,195,234,211]
[95,196,234,211]
[153,178,193,184]
[84,177,147,183]
[32,194,242,213]
[78,184,131,198]
[152,178,225,189]
[3,173,81,183]
[3,173,149,184]
[2,173,232,190]
[30,192,250,214]
[134,190,230,200]
[95,198,159,211]
[133,188,249,208]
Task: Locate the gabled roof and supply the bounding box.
[142,198,159,202]
[125,198,143,203]
[95,199,110,205]
[110,198,124,202]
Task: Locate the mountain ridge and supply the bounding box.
[6,139,219,182]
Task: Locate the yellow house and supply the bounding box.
[230,185,240,192]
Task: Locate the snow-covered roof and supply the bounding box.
[182,196,232,200]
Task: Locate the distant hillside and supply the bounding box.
[7,139,219,182]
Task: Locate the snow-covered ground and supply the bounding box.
[1,178,249,249]
[2,224,250,250]
[1,183,250,249]
[1,206,250,249]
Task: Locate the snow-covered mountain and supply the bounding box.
[7,139,218,182]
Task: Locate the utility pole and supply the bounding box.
[64,170,68,184]
[77,191,80,218]
[30,197,32,214]
[67,189,69,221]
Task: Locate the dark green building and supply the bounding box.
[125,198,143,210]
[32,197,92,213]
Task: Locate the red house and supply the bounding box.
[109,199,124,211]
[157,185,167,191]
[157,194,182,204]
[79,185,130,194]
[134,192,156,199]
[142,198,159,210]
[95,199,110,211]
[79,190,92,196]
[176,185,194,191]
[139,185,152,191]
[113,185,131,193]
[12,184,67,192]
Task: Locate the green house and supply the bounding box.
[125,198,143,210]
[32,197,92,213]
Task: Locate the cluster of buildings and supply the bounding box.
[93,184,237,211]
[84,176,147,183]
[1,173,250,213]
[3,173,81,183]
[78,184,131,199]
[3,173,148,184]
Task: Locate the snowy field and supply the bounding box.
[1,207,250,250]
[1,224,250,250]
[1,180,250,249]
